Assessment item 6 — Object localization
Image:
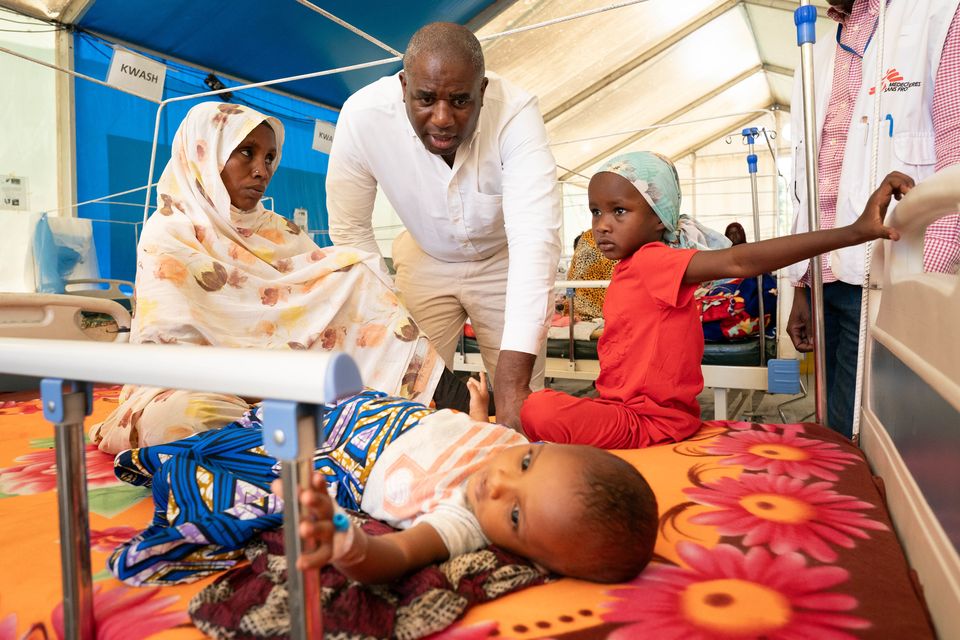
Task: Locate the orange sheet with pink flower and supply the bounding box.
[0,387,213,639]
[1,387,934,639]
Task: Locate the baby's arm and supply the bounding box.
[683,171,914,284]
[467,371,491,422]
[333,521,449,584]
[291,472,450,584]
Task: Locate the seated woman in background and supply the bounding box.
[91,102,461,454]
[724,221,747,245]
[561,230,616,320]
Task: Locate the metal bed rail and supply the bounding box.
[0,338,363,640]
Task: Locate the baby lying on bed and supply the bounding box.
[110,376,658,586]
[518,151,912,450]
[286,377,657,584]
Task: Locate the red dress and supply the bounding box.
[521,243,704,448]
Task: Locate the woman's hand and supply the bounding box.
[851,171,914,243]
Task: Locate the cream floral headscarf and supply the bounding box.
[90,102,442,454]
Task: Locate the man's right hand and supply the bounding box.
[787,287,814,353]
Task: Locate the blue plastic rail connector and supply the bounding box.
[742,127,759,144]
[795,5,818,46]
[747,154,759,175]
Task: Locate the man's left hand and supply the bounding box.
[492,350,535,431]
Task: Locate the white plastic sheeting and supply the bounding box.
[477,0,833,176]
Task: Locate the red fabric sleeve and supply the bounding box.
[632,243,699,308]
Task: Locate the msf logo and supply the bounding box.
[869,68,921,95]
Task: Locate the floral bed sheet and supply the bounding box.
[0,387,211,639]
[0,388,933,639]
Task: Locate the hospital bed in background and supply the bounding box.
[0,293,130,392]
[0,165,958,639]
[455,277,787,421]
[0,209,135,303]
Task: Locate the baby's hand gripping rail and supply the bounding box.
[0,338,363,640]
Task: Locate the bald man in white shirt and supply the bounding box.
[326,22,561,428]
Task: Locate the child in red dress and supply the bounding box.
[518,151,912,449]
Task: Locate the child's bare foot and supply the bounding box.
[467,371,491,422]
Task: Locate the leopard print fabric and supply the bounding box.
[561,230,616,320]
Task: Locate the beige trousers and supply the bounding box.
[391,231,545,390]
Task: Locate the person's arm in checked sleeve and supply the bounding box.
[495,98,562,430]
[325,99,384,259]
[925,6,960,274]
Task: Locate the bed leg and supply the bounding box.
[713,387,729,420]
[262,400,324,640]
[41,378,95,640]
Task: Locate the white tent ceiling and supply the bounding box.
[3,0,835,198]
[476,0,834,179]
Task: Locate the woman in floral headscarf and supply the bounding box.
[517,151,906,449]
[91,102,452,454]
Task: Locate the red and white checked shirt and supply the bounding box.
[804,0,960,284]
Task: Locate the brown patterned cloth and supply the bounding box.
[188,516,548,640]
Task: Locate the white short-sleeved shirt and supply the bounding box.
[360,409,528,556]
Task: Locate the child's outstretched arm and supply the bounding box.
[683,171,914,284]
[282,472,450,584]
[467,371,491,422]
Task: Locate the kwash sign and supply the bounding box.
[106,47,167,102]
[312,119,336,154]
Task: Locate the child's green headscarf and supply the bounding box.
[597,151,731,250]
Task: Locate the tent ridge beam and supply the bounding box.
[561,63,765,180]
[543,0,741,123]
[763,62,794,77]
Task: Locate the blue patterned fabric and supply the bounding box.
[697,273,778,342]
[108,390,431,585]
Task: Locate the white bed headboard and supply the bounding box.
[860,163,960,640]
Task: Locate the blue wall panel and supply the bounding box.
[74,34,339,280]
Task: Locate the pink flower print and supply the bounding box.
[52,585,188,640]
[706,430,860,481]
[0,614,14,640]
[0,399,42,415]
[603,542,870,640]
[89,526,140,553]
[0,443,118,495]
[425,621,500,640]
[686,475,888,562]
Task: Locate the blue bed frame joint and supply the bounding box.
[261,399,315,460]
[40,378,93,422]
